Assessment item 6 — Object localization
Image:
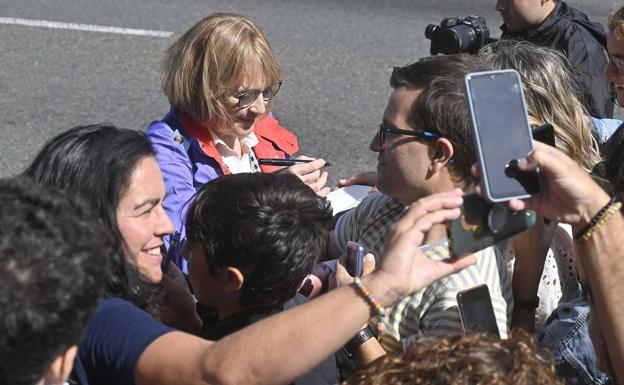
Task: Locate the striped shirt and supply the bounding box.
[334,192,513,354]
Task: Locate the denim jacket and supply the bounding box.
[537,296,612,384]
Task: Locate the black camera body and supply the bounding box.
[425,16,490,55]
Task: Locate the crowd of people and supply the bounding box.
[3,1,624,384]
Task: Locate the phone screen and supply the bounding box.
[457,284,500,337]
[346,241,364,277]
[466,70,538,202]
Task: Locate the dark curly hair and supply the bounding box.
[186,172,333,308]
[23,124,163,315]
[390,54,491,189]
[346,329,563,385]
[0,177,112,385]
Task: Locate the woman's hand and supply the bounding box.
[287,156,331,197]
[330,253,375,291]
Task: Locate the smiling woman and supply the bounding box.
[23,125,175,313]
[116,156,175,283]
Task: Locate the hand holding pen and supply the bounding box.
[258,158,333,167]
[258,156,331,197]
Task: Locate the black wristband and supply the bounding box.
[514,296,540,310]
[342,325,377,357]
[573,196,618,240]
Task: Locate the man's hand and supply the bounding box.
[338,171,378,188]
[287,156,331,197]
[474,141,610,228]
[371,189,477,304]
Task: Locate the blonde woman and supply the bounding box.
[479,40,602,330]
[147,13,329,273]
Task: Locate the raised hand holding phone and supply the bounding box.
[465,69,539,202]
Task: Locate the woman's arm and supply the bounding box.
[490,141,624,382]
[135,190,477,385]
[509,217,555,332]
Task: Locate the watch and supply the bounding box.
[515,296,540,310]
[342,325,377,358]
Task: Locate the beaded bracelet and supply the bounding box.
[574,196,622,241]
[353,277,386,319]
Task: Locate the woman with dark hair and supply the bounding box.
[23,124,477,385]
[24,124,199,331]
[25,124,169,314]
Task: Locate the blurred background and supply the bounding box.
[0,0,619,184]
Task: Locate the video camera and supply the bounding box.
[425,16,490,55]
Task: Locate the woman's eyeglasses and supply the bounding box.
[234,81,283,108]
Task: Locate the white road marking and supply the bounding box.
[0,17,173,38]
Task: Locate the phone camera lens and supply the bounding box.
[487,204,507,234]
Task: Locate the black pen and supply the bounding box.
[257,158,333,167]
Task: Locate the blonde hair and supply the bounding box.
[162,13,282,124]
[479,40,601,172]
[609,6,624,40]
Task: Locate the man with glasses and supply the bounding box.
[496,0,613,119]
[330,55,512,354]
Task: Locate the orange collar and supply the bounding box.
[179,114,299,174]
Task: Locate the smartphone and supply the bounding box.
[457,284,500,337]
[346,241,365,277]
[465,69,539,202]
[447,193,536,258]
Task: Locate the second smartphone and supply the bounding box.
[447,193,536,258]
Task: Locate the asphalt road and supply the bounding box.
[0,0,620,184]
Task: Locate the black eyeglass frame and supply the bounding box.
[378,125,440,148]
[234,81,283,108]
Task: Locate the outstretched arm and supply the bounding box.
[136,190,477,385]
[484,142,624,382]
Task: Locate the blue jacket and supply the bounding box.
[146,109,298,273]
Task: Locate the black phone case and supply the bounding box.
[447,193,536,258]
[456,284,500,337]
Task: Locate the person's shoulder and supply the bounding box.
[146,117,174,139]
[95,297,137,314]
[359,191,402,212]
[91,297,151,326]
[340,192,402,225]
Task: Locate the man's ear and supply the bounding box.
[224,267,245,293]
[43,345,78,385]
[429,138,454,173]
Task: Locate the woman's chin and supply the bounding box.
[142,267,163,284]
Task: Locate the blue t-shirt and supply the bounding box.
[73,298,174,385]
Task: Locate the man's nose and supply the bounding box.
[369,131,383,152]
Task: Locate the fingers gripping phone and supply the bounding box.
[346,241,365,277]
[465,69,539,202]
[447,193,536,258]
[457,284,500,337]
